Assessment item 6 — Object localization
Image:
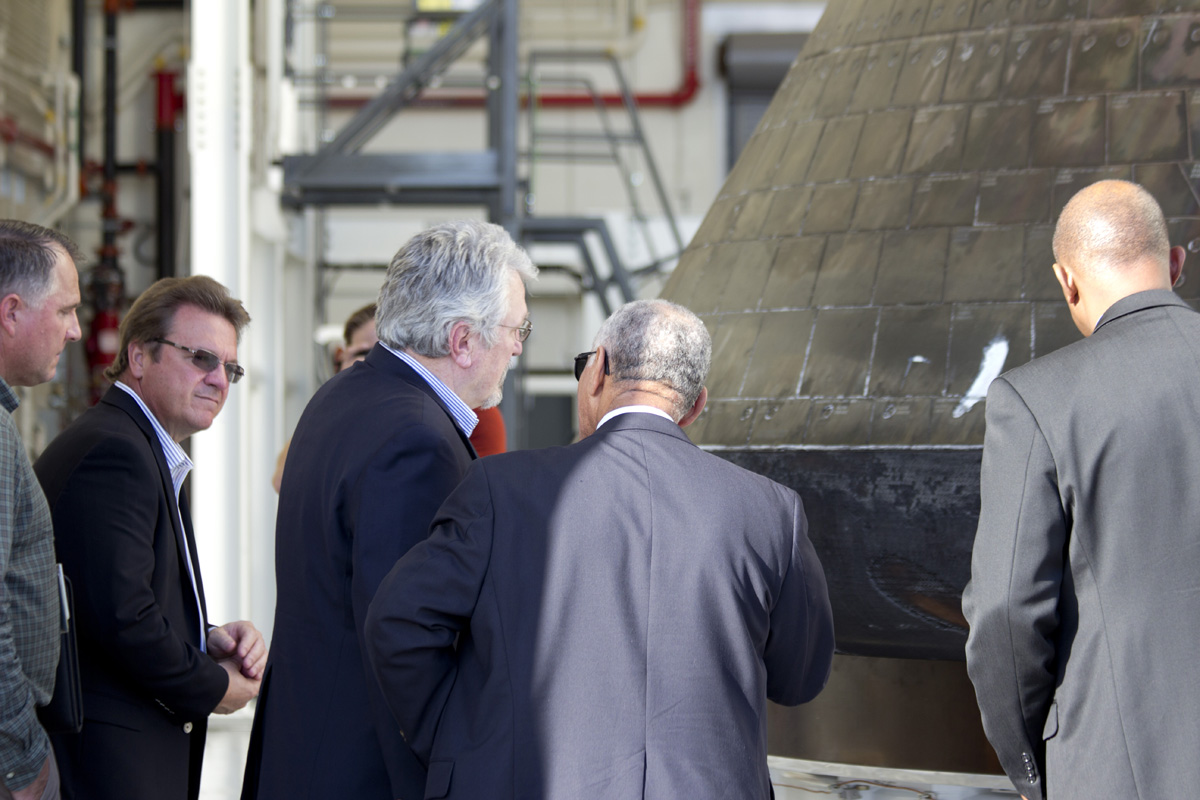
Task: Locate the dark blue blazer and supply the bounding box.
[242,345,475,800]
[367,411,835,800]
[34,386,228,800]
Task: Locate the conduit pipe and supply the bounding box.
[326,0,699,110]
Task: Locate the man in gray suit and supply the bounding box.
[963,179,1200,800]
[366,299,834,800]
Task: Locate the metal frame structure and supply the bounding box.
[281,0,520,228]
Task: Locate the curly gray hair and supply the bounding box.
[376,220,537,356]
[593,299,711,420]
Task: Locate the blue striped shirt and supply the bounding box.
[380,344,479,438]
[113,382,207,651]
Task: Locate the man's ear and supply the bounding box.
[582,346,607,398]
[0,293,22,337]
[678,386,707,428]
[447,321,475,368]
[1169,245,1186,287]
[1052,262,1079,307]
[128,341,148,379]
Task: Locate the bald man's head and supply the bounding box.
[1050,180,1184,336]
[1052,180,1170,277]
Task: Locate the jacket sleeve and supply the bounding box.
[764,488,835,706]
[0,434,50,789]
[962,377,1066,800]
[349,421,471,797]
[42,435,227,719]
[365,460,494,766]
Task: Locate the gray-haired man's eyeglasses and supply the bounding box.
[500,320,532,343]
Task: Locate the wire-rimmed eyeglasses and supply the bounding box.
[153,338,245,384]
[500,319,532,342]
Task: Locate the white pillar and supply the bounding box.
[188,0,251,627]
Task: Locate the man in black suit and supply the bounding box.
[963,180,1200,800]
[34,276,265,800]
[366,299,835,800]
[241,220,537,800]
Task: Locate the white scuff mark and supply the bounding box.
[901,355,929,390]
[953,336,1008,419]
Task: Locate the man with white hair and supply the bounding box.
[242,220,537,800]
[963,180,1200,800]
[367,299,835,800]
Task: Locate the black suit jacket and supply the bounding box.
[367,411,835,800]
[34,386,228,800]
[963,290,1200,800]
[242,345,475,800]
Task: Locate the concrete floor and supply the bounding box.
[197,708,1019,800]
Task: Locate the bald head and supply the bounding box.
[1053,180,1171,278]
[1050,180,1184,336]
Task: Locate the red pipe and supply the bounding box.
[326,0,700,110]
[0,117,57,158]
[155,71,181,130]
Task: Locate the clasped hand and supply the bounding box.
[208,620,267,714]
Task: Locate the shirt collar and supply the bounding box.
[114,381,193,493]
[597,404,675,431]
[379,343,479,437]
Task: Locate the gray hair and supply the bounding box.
[593,299,711,419]
[0,220,83,304]
[376,220,537,357]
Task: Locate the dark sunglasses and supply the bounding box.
[573,350,609,381]
[153,338,245,384]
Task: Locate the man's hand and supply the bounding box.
[208,620,267,679]
[9,754,50,800]
[213,659,261,714]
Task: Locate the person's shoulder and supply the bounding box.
[996,334,1090,398]
[683,442,797,501]
[38,403,153,469]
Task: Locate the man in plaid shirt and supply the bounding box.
[0,221,82,800]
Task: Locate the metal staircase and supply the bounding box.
[281,0,683,312]
[521,49,686,309]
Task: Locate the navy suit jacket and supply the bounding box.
[367,411,835,800]
[34,386,228,800]
[242,345,476,800]
[964,290,1200,800]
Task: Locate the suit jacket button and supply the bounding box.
[183,722,194,734]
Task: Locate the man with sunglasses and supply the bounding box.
[241,220,536,800]
[366,299,835,800]
[34,276,266,800]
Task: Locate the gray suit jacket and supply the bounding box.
[962,289,1200,800]
[366,411,834,800]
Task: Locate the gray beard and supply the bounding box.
[480,373,505,409]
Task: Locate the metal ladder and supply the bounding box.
[520,50,685,312]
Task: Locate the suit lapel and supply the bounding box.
[364,346,479,459]
[100,387,208,632]
[178,486,210,627]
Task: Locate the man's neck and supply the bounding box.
[401,349,461,394]
[602,387,678,421]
